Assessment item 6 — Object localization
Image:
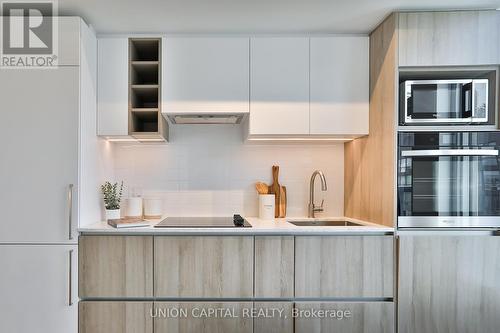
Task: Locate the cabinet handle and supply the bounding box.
[401,149,498,157]
[68,249,73,306]
[68,184,74,240]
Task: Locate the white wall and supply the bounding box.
[79,23,115,227]
[113,124,344,218]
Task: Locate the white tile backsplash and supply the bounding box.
[113,124,344,217]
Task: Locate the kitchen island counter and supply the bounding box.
[79,217,393,235]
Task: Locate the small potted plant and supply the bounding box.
[101,181,124,221]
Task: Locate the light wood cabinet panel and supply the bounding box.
[399,235,500,333]
[344,14,397,228]
[163,37,249,114]
[79,236,153,298]
[254,302,293,333]
[249,37,310,135]
[255,236,294,298]
[295,236,394,298]
[295,302,394,333]
[79,301,153,333]
[399,11,500,66]
[154,236,254,297]
[154,302,253,333]
[310,37,369,136]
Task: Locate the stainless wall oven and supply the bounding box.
[398,132,500,228]
[400,79,489,125]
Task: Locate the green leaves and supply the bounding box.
[101,181,124,210]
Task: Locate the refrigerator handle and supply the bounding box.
[68,184,74,240]
[68,249,73,306]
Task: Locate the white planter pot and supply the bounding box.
[105,209,121,221]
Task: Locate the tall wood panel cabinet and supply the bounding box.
[344,9,500,227]
[344,13,398,227]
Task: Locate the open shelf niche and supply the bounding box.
[128,38,168,141]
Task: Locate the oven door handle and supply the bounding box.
[401,149,499,157]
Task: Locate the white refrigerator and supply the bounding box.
[0,17,97,333]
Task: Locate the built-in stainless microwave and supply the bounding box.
[398,132,500,229]
[401,79,489,125]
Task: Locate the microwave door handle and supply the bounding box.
[402,149,499,157]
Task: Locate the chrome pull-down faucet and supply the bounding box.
[308,170,327,218]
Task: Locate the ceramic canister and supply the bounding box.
[259,194,275,220]
[143,198,162,219]
[125,197,143,218]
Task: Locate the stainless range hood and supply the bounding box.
[166,114,246,125]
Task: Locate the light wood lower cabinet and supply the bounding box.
[154,236,254,297]
[79,301,153,333]
[79,236,153,298]
[255,236,294,298]
[153,302,253,333]
[294,302,394,333]
[295,236,394,298]
[398,235,500,333]
[254,302,294,333]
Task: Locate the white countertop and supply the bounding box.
[78,216,394,235]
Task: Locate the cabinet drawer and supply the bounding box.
[295,236,394,298]
[154,236,253,297]
[398,235,500,333]
[79,301,153,333]
[294,302,394,333]
[254,302,293,333]
[79,236,153,298]
[254,236,294,298]
[154,302,253,333]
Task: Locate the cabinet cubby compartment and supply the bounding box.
[131,63,159,85]
[129,39,160,61]
[131,111,159,133]
[130,87,158,109]
[128,37,167,141]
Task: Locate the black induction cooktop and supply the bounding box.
[154,216,252,228]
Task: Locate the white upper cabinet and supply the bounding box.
[163,37,249,114]
[97,37,129,136]
[310,37,369,136]
[95,35,370,141]
[249,37,310,135]
[399,11,500,67]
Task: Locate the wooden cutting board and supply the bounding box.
[269,165,287,218]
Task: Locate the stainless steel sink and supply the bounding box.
[287,220,364,227]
